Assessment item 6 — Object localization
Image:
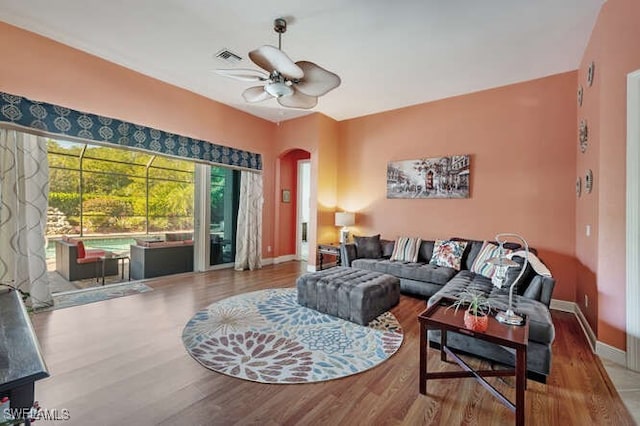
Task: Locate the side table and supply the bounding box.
[317,243,341,270]
[98,254,130,285]
[418,298,529,426]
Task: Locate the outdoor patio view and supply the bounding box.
[46,139,196,291]
[47,139,195,237]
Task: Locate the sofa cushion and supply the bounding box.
[351,258,390,275]
[430,270,555,345]
[354,234,382,259]
[390,237,421,262]
[524,275,556,307]
[429,239,467,270]
[76,240,86,259]
[450,238,485,270]
[504,255,535,295]
[417,240,435,263]
[380,239,395,258]
[352,259,457,286]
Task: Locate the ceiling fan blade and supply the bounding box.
[215,68,268,82]
[242,86,272,103]
[249,45,304,80]
[295,61,341,97]
[277,90,318,109]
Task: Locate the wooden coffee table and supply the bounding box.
[418,298,529,426]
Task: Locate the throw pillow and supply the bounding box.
[429,239,468,270]
[418,240,435,263]
[390,237,422,262]
[76,240,86,259]
[354,234,382,259]
[380,239,396,258]
[470,241,513,279]
[505,256,535,294]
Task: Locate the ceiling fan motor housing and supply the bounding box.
[274,18,287,34]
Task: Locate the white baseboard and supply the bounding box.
[550,299,574,313]
[273,255,296,264]
[551,299,596,349]
[551,298,626,365]
[596,341,627,366]
[261,257,274,266]
[574,302,597,350]
[208,262,234,271]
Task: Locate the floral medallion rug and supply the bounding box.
[182,288,404,384]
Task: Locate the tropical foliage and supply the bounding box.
[46,139,196,235]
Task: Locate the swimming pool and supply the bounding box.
[45,237,138,259]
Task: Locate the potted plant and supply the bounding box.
[448,289,492,332]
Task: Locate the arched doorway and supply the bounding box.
[277,149,311,262]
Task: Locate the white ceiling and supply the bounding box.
[0,0,604,123]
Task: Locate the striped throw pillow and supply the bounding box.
[390,237,422,262]
[470,241,513,279]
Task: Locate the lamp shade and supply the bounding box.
[335,212,355,227]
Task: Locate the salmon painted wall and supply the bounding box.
[316,114,340,246]
[276,114,339,267]
[578,0,640,350]
[338,72,578,301]
[278,149,311,256]
[576,5,603,336]
[0,22,278,259]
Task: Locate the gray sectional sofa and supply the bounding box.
[341,235,556,383]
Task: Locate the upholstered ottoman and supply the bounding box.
[296,266,400,325]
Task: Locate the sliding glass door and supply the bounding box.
[210,166,240,265]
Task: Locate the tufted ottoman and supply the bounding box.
[296,266,400,325]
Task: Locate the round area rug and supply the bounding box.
[181,288,403,384]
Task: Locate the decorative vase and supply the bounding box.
[464,310,489,332]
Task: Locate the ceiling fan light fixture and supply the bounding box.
[265,82,293,98]
[216,17,340,109]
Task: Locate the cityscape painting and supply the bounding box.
[387,155,470,199]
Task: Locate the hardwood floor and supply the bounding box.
[30,262,634,425]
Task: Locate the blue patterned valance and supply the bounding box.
[0,91,262,171]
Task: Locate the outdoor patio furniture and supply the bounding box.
[55,239,118,282]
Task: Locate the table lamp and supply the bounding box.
[486,233,529,326]
[335,212,355,244]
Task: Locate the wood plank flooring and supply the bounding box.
[30,262,634,425]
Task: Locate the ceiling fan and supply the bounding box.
[215,18,341,109]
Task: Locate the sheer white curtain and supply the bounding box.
[234,171,263,271]
[0,129,52,308]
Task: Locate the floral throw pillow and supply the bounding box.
[429,239,468,270]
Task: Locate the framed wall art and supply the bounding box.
[387,155,470,199]
[282,189,291,203]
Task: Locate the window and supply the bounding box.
[47,139,241,269]
[47,139,194,237]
